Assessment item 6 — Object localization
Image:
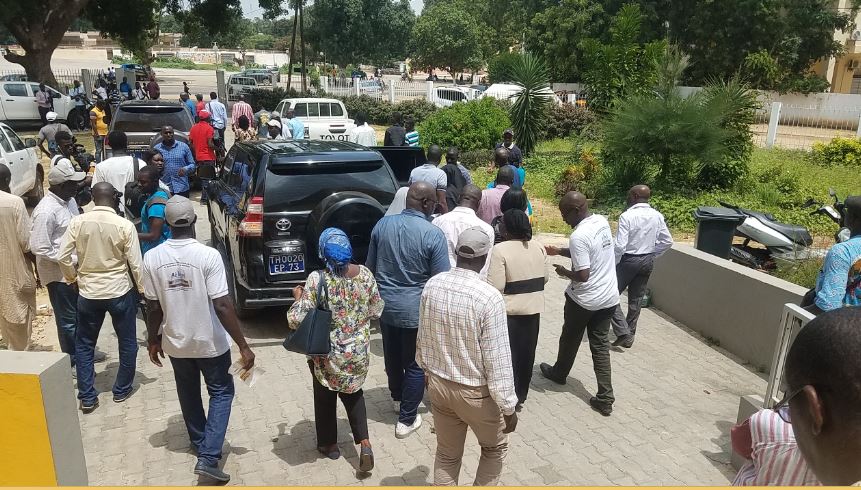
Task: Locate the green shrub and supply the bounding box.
[338,96,391,125]
[543,104,600,140]
[810,137,861,166]
[553,147,601,199]
[773,257,823,289]
[151,56,198,70]
[459,149,494,170]
[417,98,511,152]
[393,99,438,124]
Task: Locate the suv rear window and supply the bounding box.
[265,160,396,211]
[112,106,193,133]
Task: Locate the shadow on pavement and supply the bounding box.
[529,369,594,406]
[379,464,431,486]
[701,419,735,479]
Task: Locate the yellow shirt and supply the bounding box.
[91,106,108,136]
[58,206,143,300]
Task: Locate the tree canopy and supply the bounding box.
[410,3,489,76]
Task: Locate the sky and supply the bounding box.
[240,0,423,17]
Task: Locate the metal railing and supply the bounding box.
[763,303,816,408]
[757,100,861,150]
[0,68,82,94]
[320,77,435,103]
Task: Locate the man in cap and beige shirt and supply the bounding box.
[417,226,518,486]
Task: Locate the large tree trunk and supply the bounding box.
[1,0,90,88]
[4,49,57,87]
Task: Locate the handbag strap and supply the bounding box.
[315,270,329,310]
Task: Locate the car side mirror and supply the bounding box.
[52,92,61,98]
[24,138,37,148]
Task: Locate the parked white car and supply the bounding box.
[273,98,356,141]
[0,81,77,124]
[430,85,481,108]
[479,83,561,105]
[0,122,42,205]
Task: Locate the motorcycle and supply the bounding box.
[721,191,849,270]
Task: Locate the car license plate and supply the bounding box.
[268,253,305,275]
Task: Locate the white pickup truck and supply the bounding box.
[0,122,43,206]
[273,98,356,141]
[0,81,77,124]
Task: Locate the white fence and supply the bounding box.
[756,100,861,150]
[320,77,435,103]
[763,304,815,408]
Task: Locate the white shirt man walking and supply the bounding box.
[541,191,619,416]
[432,185,494,277]
[142,195,255,484]
[417,227,518,486]
[611,185,673,348]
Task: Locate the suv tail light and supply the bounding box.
[238,196,264,237]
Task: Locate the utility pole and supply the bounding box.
[299,1,307,94]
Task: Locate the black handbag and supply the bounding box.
[283,271,332,356]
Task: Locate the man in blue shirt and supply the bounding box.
[205,92,227,144]
[119,77,132,99]
[154,126,196,197]
[181,92,196,120]
[366,181,450,439]
[285,108,305,139]
[136,166,171,254]
[809,196,861,314]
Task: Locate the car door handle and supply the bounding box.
[5,99,12,101]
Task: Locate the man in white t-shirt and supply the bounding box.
[91,131,167,213]
[142,195,255,484]
[540,191,619,416]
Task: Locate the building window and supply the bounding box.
[851,75,861,95]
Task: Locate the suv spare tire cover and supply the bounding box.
[308,191,386,264]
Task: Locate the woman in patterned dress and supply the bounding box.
[287,228,383,473]
[234,115,256,142]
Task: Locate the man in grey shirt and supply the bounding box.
[408,145,448,214]
[37,112,71,157]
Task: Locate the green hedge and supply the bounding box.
[333,95,438,125]
[417,98,511,152]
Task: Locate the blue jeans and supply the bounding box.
[47,281,78,366]
[381,321,424,425]
[75,289,138,403]
[169,351,234,467]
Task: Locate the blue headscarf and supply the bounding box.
[318,227,353,275]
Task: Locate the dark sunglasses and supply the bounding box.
[772,385,806,424]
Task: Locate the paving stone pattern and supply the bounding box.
[77,203,766,485]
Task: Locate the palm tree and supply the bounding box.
[508,53,551,157]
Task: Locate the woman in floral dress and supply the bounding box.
[234,115,256,142]
[287,227,383,472]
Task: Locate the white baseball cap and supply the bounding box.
[267,119,282,128]
[46,111,58,121]
[48,159,86,185]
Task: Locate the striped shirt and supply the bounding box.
[231,101,254,129]
[731,409,819,486]
[416,267,518,415]
[405,130,419,147]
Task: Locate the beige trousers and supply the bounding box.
[427,373,509,486]
[0,312,32,351]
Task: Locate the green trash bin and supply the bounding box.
[692,206,745,259]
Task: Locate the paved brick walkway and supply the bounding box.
[75,202,766,485]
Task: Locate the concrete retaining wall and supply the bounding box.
[0,351,87,485]
[649,244,808,371]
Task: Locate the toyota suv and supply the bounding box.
[104,100,194,159]
[207,140,422,317]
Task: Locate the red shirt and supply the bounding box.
[188,122,216,162]
[196,101,206,114]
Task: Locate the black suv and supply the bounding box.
[207,140,423,317]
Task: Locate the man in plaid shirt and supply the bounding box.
[417,226,518,486]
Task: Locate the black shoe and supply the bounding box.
[620,335,635,348]
[194,462,231,483]
[589,397,613,417]
[539,363,566,385]
[515,402,523,413]
[80,398,99,414]
[318,445,340,460]
[359,446,374,472]
[113,391,132,403]
[612,334,634,347]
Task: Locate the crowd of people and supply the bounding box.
[5,86,861,486]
